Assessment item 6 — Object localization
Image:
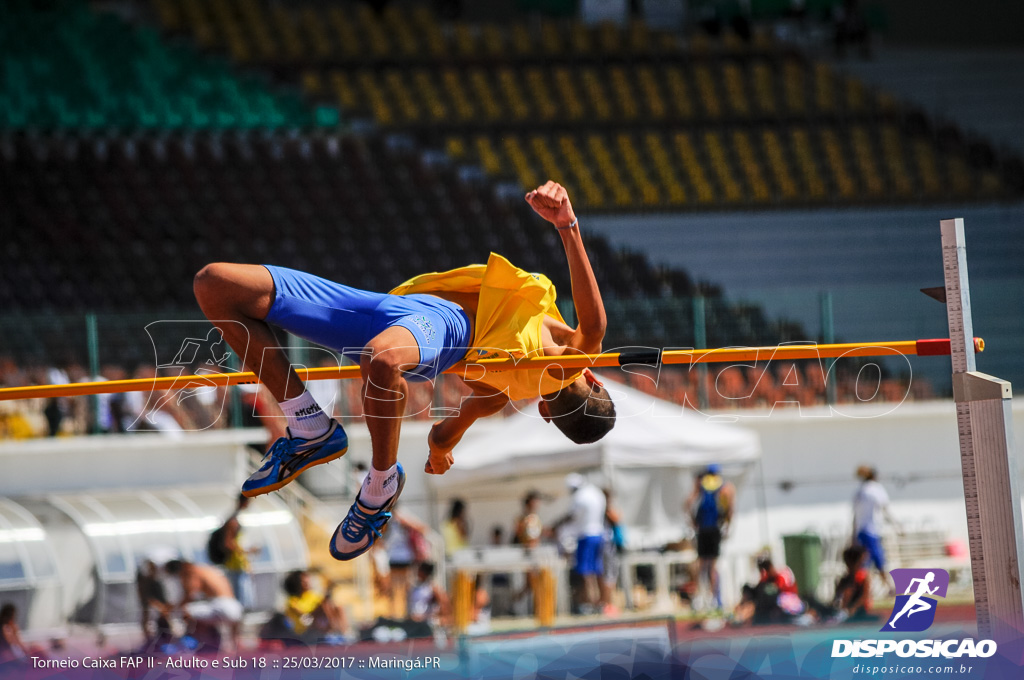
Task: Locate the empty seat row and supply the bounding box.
[0,0,329,131]
[440,125,1015,210]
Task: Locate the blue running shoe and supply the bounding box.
[330,463,405,561]
[241,421,348,497]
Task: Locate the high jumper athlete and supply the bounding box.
[193,182,616,561]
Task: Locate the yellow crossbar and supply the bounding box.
[0,338,982,402]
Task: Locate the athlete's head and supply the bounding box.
[538,368,616,444]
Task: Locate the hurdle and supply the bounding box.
[0,337,984,402]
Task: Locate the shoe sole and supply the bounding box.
[241,445,349,498]
[330,469,406,561]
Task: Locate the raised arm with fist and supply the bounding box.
[525,181,577,231]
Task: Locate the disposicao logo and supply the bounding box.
[831,567,998,659]
[884,568,949,632]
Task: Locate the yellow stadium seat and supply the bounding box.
[732,130,770,201]
[789,128,827,199]
[760,130,799,200]
[850,126,884,196]
[616,133,659,205]
[636,67,666,120]
[751,61,777,115]
[664,66,695,119]
[723,62,750,117]
[525,68,559,122]
[879,125,913,197]
[693,64,722,119]
[587,135,631,206]
[673,132,715,204]
[820,128,856,198]
[581,68,612,121]
[609,67,638,121]
[913,139,943,196]
[703,131,742,202]
[559,136,604,208]
[783,59,806,114]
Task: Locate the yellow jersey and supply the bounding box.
[285,590,324,635]
[390,253,581,400]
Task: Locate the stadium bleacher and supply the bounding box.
[0,0,976,403]
[0,0,336,129]
[146,0,1022,210]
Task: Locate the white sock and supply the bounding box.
[360,464,399,508]
[279,390,331,439]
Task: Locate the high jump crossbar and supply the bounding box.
[0,337,983,402]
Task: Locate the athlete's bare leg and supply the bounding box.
[358,325,420,473]
[193,263,304,402]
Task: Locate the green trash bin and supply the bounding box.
[782,533,822,599]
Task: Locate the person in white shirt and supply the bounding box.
[852,465,900,582]
[556,473,606,614]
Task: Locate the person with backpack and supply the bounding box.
[686,464,735,611]
[208,494,257,610]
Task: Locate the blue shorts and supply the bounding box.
[575,535,604,576]
[262,265,472,382]
[856,530,886,572]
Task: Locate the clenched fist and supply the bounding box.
[424,426,455,475]
[525,181,576,231]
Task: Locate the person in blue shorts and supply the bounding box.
[554,474,606,614]
[852,465,900,591]
[193,182,615,562]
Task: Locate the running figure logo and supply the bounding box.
[884,568,950,632]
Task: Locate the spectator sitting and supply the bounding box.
[832,545,878,623]
[259,571,348,648]
[732,556,804,626]
[136,548,177,650]
[358,562,448,644]
[408,562,450,628]
[283,570,350,644]
[164,559,243,652]
[0,603,37,669]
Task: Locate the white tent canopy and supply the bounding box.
[428,384,761,548]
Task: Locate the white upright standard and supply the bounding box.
[942,218,1024,641]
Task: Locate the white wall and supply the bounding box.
[0,429,262,495]
[723,399,1024,591]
